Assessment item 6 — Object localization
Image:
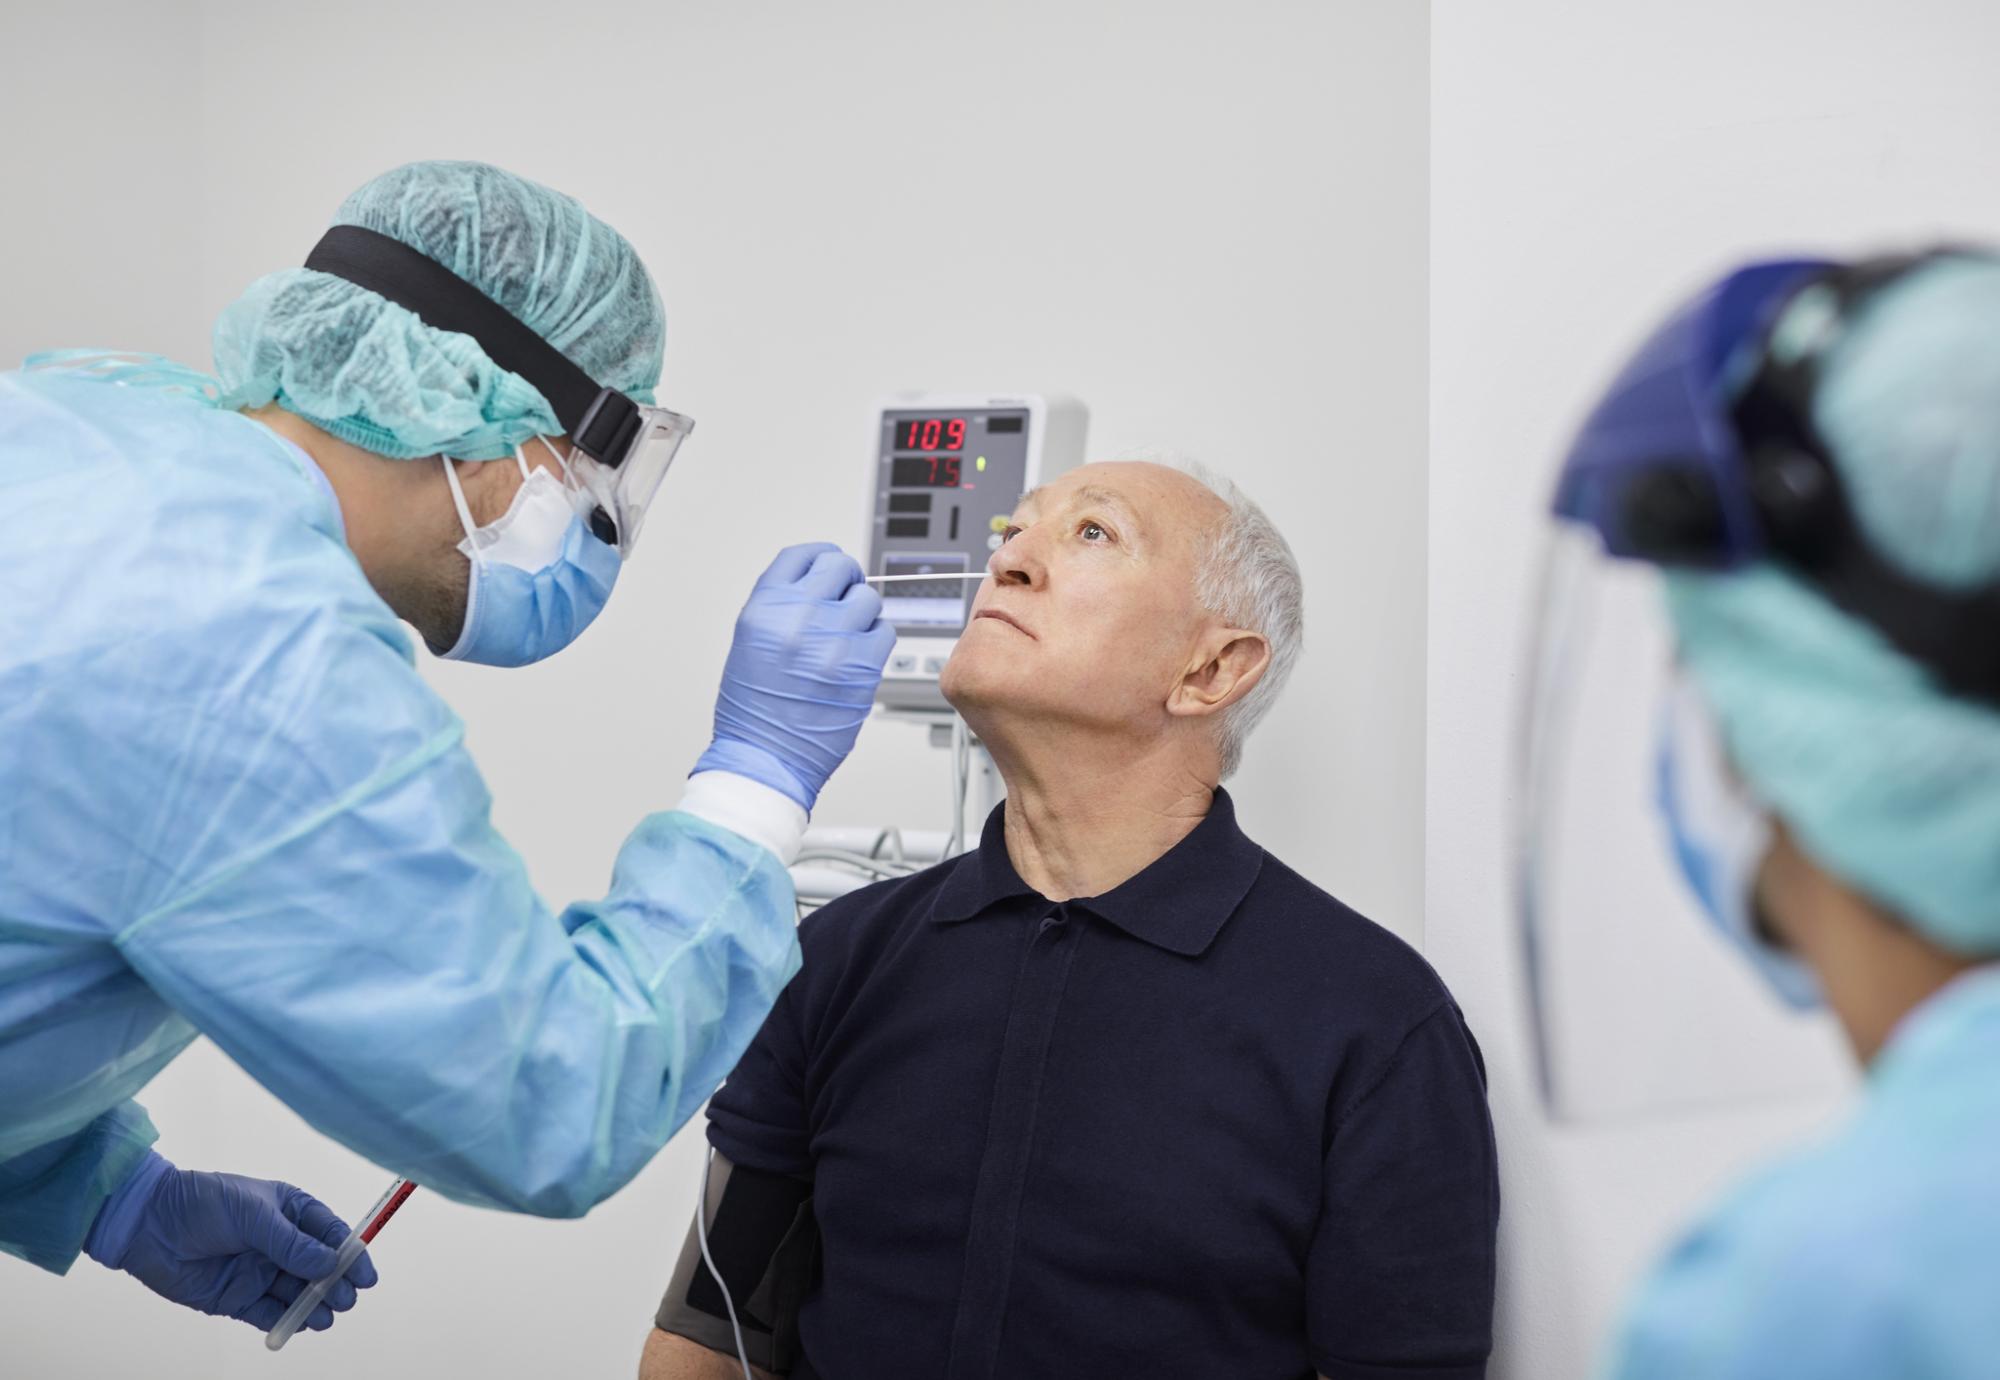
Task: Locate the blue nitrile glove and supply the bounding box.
[695,542,896,810]
[84,1151,378,1334]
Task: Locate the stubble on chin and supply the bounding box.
[394,550,470,655]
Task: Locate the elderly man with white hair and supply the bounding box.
[641,460,1499,1380]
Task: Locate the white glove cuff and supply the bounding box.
[679,771,810,866]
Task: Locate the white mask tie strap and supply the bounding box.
[441,455,484,567]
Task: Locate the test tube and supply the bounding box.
[265,1176,416,1352]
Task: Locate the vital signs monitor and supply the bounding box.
[867,393,1088,711]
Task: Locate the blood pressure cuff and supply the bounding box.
[654,1156,818,1374]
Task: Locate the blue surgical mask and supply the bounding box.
[1655,674,1823,1011]
[438,440,621,667]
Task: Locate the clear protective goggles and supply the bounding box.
[297,225,696,559]
[563,393,695,556]
[1515,528,1853,1126]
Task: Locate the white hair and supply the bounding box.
[1139,454,1305,778]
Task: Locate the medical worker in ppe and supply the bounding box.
[1522,248,2000,1377]
[0,161,893,1336]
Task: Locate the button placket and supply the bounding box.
[943,903,1082,1380]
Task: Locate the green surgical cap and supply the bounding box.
[1666,256,2000,955]
[212,160,664,460]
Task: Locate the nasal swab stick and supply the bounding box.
[863,572,987,584]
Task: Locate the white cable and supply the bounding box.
[944,743,961,858]
[945,718,971,856]
[957,721,971,851]
[791,848,923,879]
[960,732,976,840]
[696,1148,753,1380]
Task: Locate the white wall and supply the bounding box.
[1427,2,2000,1375]
[0,8,204,364]
[1,3,1428,1376]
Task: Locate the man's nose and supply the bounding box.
[987,529,1043,587]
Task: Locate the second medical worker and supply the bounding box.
[1525,247,2000,1375]
[0,161,893,1336]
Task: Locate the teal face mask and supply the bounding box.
[438,440,621,668]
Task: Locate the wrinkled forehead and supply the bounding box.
[1013,461,1224,547]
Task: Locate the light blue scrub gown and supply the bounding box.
[1607,965,2000,1378]
[0,368,800,1273]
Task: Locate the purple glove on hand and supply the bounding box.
[86,1151,378,1335]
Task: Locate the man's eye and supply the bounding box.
[1001,526,1022,543]
[1080,520,1109,542]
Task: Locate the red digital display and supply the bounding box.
[891,455,962,488]
[895,417,967,451]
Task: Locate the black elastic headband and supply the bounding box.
[1731,249,2000,708]
[303,225,640,465]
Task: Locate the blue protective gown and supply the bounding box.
[0,369,800,1273]
[1606,965,2000,1378]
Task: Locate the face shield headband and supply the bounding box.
[303,224,691,556]
[1550,245,2000,709]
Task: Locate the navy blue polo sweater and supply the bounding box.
[707,789,1498,1380]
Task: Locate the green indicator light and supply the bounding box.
[976,456,988,472]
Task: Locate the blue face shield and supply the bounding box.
[438,440,621,668]
[1550,257,1832,566]
[1515,255,1865,1124]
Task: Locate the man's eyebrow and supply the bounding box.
[1069,485,1143,530]
[1070,485,1135,512]
[1010,483,1143,531]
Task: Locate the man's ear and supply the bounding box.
[1167,628,1271,721]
